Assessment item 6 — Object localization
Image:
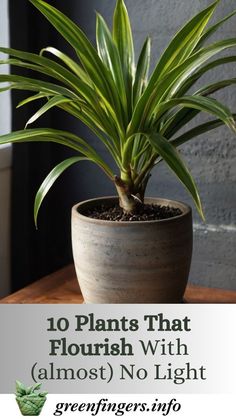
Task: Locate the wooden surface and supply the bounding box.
[1,264,236,304]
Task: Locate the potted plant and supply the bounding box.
[15,381,47,416]
[0,0,236,303]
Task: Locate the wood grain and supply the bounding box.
[1,264,236,304]
[0,265,83,304]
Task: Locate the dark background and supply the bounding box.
[10,0,236,291]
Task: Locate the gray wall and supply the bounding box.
[75,0,236,290]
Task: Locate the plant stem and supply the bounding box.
[134,153,158,188]
[114,175,137,213]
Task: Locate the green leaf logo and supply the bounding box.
[15,381,47,416]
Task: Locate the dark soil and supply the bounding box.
[83,203,182,222]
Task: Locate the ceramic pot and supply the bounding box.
[71,197,193,303]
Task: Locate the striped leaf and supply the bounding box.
[0,47,93,95]
[148,133,204,219]
[17,93,52,108]
[0,73,78,99]
[171,119,229,148]
[113,0,135,108]
[133,37,151,107]
[25,95,72,127]
[40,47,92,86]
[197,9,236,49]
[34,156,88,227]
[96,13,127,115]
[169,55,236,99]
[152,1,218,79]
[161,77,236,138]
[29,0,124,124]
[128,38,236,135]
[153,95,236,134]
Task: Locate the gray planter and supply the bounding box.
[71,197,193,303]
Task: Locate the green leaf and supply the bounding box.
[0,70,117,136]
[113,0,135,108]
[148,133,204,219]
[17,93,52,108]
[195,78,236,96]
[40,46,92,86]
[0,61,124,142]
[39,392,48,397]
[166,41,236,101]
[0,128,96,155]
[161,75,236,139]
[29,0,123,120]
[34,157,88,227]
[197,9,236,49]
[61,101,119,151]
[0,73,77,99]
[154,40,236,106]
[171,119,228,148]
[25,387,33,395]
[60,102,122,167]
[0,86,12,93]
[25,95,72,127]
[96,13,127,116]
[32,383,42,393]
[161,56,236,138]
[133,37,151,107]
[0,50,109,115]
[0,128,114,180]
[162,108,199,139]
[15,381,26,396]
[173,55,236,98]
[0,47,94,98]
[128,38,236,135]
[149,1,218,81]
[163,76,236,138]
[153,95,236,134]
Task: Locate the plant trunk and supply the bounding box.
[114,176,138,214]
[114,170,152,214]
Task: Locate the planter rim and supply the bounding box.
[72,196,192,226]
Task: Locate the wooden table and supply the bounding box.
[1,265,236,304]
